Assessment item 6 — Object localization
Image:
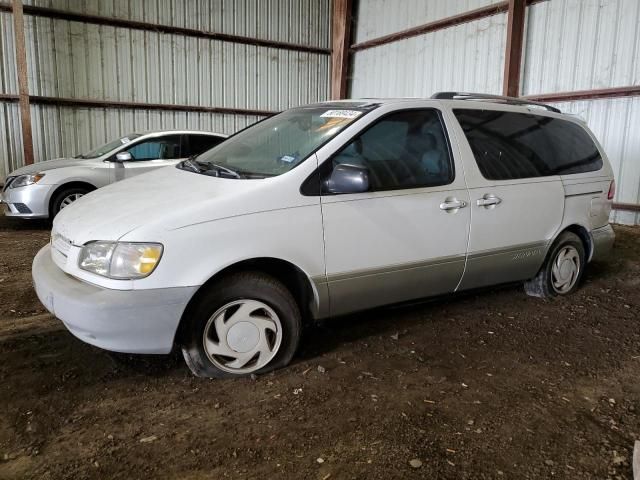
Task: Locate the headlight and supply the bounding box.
[78,241,163,279]
[10,173,45,188]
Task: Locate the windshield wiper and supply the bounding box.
[180,157,244,179]
[180,158,202,173]
[204,163,243,179]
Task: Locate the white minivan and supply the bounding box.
[32,93,616,378]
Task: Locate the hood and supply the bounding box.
[9,157,90,177]
[52,166,278,245]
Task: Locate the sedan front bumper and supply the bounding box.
[32,245,198,354]
[1,184,51,218]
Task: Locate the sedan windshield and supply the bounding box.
[188,104,375,178]
[77,134,142,159]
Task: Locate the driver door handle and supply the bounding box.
[439,199,467,211]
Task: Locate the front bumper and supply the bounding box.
[590,224,615,262]
[32,245,198,354]
[1,184,51,218]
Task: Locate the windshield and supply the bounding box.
[77,134,142,159]
[189,105,374,177]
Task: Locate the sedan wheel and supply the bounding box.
[59,193,84,210]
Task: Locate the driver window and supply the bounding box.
[328,109,453,191]
[126,135,182,161]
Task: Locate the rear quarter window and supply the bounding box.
[454,109,603,180]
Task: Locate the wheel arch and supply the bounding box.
[48,181,98,216]
[556,224,593,262]
[174,257,319,346]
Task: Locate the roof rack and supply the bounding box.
[431,92,561,114]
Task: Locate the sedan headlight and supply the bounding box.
[78,241,163,279]
[10,173,45,188]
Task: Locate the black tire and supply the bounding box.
[181,271,301,379]
[50,186,91,217]
[524,232,586,298]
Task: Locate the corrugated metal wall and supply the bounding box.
[23,0,331,48]
[350,13,507,98]
[350,0,507,99]
[353,0,498,44]
[0,0,331,180]
[523,0,640,224]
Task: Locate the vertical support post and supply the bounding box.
[502,0,526,97]
[331,0,352,100]
[12,0,34,165]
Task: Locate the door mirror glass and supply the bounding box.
[115,152,132,162]
[323,163,370,194]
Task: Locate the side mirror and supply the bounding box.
[114,152,132,162]
[323,163,370,194]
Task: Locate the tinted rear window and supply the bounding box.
[454,109,603,180]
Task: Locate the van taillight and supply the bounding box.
[607,180,615,200]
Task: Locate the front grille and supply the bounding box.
[14,203,32,214]
[2,176,14,192]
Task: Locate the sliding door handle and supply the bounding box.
[477,195,502,208]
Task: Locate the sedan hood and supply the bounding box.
[9,157,90,177]
[52,166,275,245]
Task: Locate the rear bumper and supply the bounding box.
[590,224,615,262]
[1,184,50,218]
[32,245,198,354]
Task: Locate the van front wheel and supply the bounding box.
[181,272,301,378]
[524,232,586,298]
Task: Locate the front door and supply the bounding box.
[318,107,471,317]
[113,134,185,181]
[449,108,566,290]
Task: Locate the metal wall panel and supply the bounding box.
[29,104,265,164]
[0,0,331,178]
[523,0,640,95]
[0,101,24,178]
[0,12,18,94]
[350,14,507,98]
[22,0,332,49]
[353,0,500,43]
[549,97,640,225]
[23,16,330,110]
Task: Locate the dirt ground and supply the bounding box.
[0,216,638,480]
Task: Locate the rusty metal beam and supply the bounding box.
[0,1,330,55]
[613,202,640,213]
[350,2,509,52]
[349,0,549,53]
[11,0,34,165]
[503,0,526,97]
[331,0,352,99]
[524,86,640,103]
[26,95,276,117]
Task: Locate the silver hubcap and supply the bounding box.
[59,193,84,209]
[202,299,282,374]
[551,246,580,294]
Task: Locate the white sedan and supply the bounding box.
[1,130,227,219]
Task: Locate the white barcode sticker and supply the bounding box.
[320,110,362,119]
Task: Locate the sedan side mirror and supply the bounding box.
[114,152,132,162]
[323,163,370,194]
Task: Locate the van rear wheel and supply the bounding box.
[524,232,585,298]
[181,271,301,378]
